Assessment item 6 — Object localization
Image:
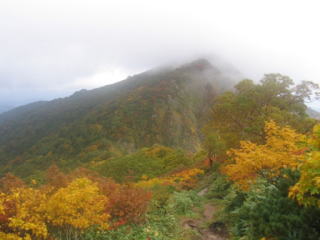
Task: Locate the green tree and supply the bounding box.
[207,74,318,148]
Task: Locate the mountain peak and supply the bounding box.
[190,58,212,67]
[180,58,213,71]
[175,59,223,77]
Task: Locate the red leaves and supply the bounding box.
[46,164,69,189]
[0,173,25,193]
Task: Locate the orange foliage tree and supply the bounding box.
[106,184,152,226]
[0,173,25,194]
[45,164,70,189]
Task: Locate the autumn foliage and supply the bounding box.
[0,173,25,194]
[46,178,109,230]
[289,124,320,207]
[0,165,162,239]
[107,184,152,226]
[223,121,306,189]
[0,159,208,239]
[135,168,204,189]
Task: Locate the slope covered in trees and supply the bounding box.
[0,59,237,177]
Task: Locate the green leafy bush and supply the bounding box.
[168,190,201,216]
[206,172,231,200]
[95,145,194,182]
[225,176,320,240]
[83,204,181,240]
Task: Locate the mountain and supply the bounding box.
[307,108,320,120]
[0,59,238,177]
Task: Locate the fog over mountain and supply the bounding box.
[0,0,320,110]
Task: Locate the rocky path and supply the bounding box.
[181,188,228,240]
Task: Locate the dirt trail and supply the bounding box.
[203,204,216,221]
[181,188,228,240]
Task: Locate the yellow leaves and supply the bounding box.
[288,184,299,199]
[172,168,204,181]
[45,177,109,230]
[1,177,111,239]
[0,232,29,240]
[7,187,48,238]
[135,177,169,188]
[309,124,320,149]
[264,120,306,152]
[141,174,149,180]
[0,193,5,215]
[288,147,320,207]
[314,176,320,187]
[288,124,320,207]
[223,121,306,190]
[135,168,204,189]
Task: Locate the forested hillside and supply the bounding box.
[0,59,237,177]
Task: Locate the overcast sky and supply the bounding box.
[0,0,319,109]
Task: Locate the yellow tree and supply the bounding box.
[223,120,306,189]
[45,178,109,238]
[289,124,320,207]
[3,188,48,239]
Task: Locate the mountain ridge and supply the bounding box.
[0,59,238,177]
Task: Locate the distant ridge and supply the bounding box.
[307,108,320,120]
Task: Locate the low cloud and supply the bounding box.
[0,0,319,108]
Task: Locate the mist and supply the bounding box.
[0,0,319,110]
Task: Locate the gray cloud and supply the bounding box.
[0,0,319,109]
